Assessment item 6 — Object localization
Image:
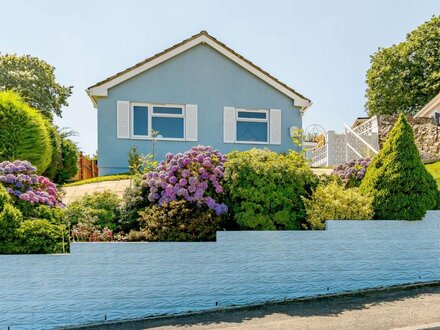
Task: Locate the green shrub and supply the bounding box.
[18,219,68,254]
[65,190,121,231]
[0,204,23,253]
[128,146,156,175]
[0,91,52,173]
[303,182,374,230]
[43,124,62,181]
[0,185,11,210]
[119,181,147,233]
[56,138,78,183]
[70,216,113,242]
[223,149,316,230]
[359,113,439,220]
[131,200,223,242]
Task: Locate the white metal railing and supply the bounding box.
[344,124,378,161]
[352,116,378,136]
[309,144,328,167]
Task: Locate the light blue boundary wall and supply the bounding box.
[1,211,440,329]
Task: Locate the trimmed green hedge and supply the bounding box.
[0,91,52,173]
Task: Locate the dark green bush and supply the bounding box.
[223,149,316,230]
[0,91,52,173]
[131,200,223,242]
[359,113,439,220]
[118,181,148,233]
[56,138,78,183]
[65,190,122,231]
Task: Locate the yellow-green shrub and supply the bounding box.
[303,182,374,230]
[0,91,52,173]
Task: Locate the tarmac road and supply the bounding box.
[70,283,440,330]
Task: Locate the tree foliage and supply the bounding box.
[0,54,72,120]
[359,113,439,220]
[0,91,52,173]
[55,138,78,183]
[366,16,440,116]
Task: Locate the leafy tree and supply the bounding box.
[366,16,440,116]
[0,54,72,120]
[359,113,439,220]
[55,138,78,183]
[0,91,52,173]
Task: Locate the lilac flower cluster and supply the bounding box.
[332,157,371,187]
[141,145,228,215]
[0,160,64,207]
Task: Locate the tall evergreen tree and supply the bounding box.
[359,113,439,220]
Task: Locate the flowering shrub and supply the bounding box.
[0,160,63,207]
[141,145,228,215]
[332,157,371,187]
[71,217,113,242]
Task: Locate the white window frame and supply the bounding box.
[131,103,150,139]
[130,103,186,141]
[151,104,185,141]
[235,108,269,144]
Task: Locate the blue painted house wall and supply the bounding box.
[97,44,303,175]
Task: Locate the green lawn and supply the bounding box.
[426,161,440,187]
[63,174,132,187]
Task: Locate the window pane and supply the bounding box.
[133,106,148,136]
[153,106,183,115]
[236,121,268,142]
[152,117,184,138]
[237,111,267,119]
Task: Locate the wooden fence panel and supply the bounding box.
[71,153,98,181]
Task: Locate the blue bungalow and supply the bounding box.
[87,31,312,175]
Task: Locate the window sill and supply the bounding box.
[234,140,270,145]
[130,136,186,142]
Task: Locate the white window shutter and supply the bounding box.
[223,107,236,143]
[185,104,198,141]
[117,101,130,139]
[270,109,282,145]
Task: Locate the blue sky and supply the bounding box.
[1,0,439,155]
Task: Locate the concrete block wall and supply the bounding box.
[1,211,440,329]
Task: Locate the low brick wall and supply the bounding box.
[2,212,440,329]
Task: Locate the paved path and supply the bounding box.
[72,284,440,330]
[62,179,132,204]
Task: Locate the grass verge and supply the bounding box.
[63,174,132,187]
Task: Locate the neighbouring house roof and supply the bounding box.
[415,91,440,118]
[86,31,312,111]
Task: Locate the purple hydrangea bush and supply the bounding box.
[332,157,372,187]
[141,145,228,215]
[0,160,64,207]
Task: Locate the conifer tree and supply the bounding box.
[359,113,439,220]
